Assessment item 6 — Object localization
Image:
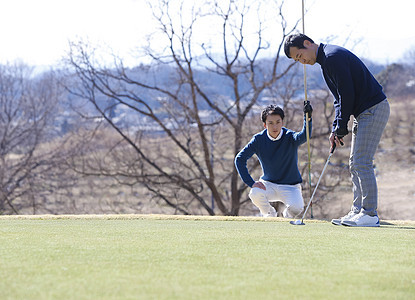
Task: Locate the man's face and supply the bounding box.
[289,40,317,65]
[264,114,283,139]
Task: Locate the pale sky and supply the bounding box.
[0,0,413,67]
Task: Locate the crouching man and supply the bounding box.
[235,103,312,217]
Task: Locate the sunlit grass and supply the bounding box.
[0,215,414,299]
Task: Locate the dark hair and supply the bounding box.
[284,33,314,58]
[261,105,284,123]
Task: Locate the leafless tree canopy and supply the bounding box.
[61,0,307,216]
[0,63,66,213]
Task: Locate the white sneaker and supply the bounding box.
[341,212,380,227]
[331,211,358,226]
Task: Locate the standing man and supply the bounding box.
[284,33,390,227]
[235,104,312,218]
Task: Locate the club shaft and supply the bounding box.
[301,152,333,222]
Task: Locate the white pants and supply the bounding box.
[249,180,304,218]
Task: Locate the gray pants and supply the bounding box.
[350,99,390,216]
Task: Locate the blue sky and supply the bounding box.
[0,0,413,67]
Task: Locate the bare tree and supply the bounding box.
[0,63,67,214]
[62,0,303,216]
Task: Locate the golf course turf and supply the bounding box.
[0,214,414,299]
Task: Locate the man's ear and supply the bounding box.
[263,122,267,129]
[303,40,312,48]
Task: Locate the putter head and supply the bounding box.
[290,220,305,225]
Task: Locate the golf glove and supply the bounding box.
[335,127,349,139]
[303,101,313,118]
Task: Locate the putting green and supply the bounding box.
[0,215,413,299]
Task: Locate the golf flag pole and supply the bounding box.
[302,0,313,218]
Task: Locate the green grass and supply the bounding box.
[0,215,414,300]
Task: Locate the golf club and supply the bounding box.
[290,142,338,225]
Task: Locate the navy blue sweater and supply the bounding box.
[235,118,311,187]
[316,44,386,132]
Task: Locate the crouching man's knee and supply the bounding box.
[249,187,275,216]
[249,187,266,204]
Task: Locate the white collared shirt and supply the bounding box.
[267,129,283,141]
